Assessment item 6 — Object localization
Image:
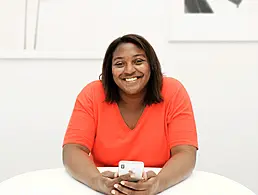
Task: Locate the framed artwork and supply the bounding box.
[1,0,166,60]
[168,0,258,41]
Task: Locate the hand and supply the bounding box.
[95,171,118,194]
[101,171,118,179]
[96,171,131,195]
[111,171,159,195]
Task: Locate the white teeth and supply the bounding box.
[125,77,137,82]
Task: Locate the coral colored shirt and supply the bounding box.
[63,77,198,167]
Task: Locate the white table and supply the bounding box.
[0,167,255,195]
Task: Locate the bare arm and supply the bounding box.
[62,144,101,191]
[154,145,197,193]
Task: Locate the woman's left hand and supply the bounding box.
[111,171,159,195]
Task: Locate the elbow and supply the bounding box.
[62,145,70,168]
[62,144,77,168]
[62,144,90,167]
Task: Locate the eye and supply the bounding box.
[134,59,144,65]
[114,62,124,67]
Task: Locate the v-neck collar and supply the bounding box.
[113,103,149,131]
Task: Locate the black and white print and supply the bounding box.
[169,0,258,41]
[185,0,243,13]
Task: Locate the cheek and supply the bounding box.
[146,66,151,75]
[143,66,151,82]
[112,68,123,80]
[142,65,150,77]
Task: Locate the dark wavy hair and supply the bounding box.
[99,34,163,106]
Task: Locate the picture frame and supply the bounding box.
[168,0,258,41]
[0,0,165,60]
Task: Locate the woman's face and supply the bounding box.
[112,43,151,96]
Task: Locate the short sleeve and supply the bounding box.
[62,84,96,151]
[166,82,198,149]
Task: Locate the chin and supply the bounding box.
[122,88,144,96]
[124,91,139,95]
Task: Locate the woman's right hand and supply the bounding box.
[96,170,144,194]
[95,171,125,195]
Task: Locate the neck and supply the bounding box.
[119,91,146,110]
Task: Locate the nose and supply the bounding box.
[124,63,136,74]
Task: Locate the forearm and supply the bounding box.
[155,150,196,193]
[62,144,101,191]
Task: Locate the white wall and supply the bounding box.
[0,59,101,176]
[165,43,258,193]
[0,0,258,194]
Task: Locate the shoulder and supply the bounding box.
[162,76,183,88]
[161,77,194,116]
[161,76,186,100]
[78,80,105,101]
[81,80,103,92]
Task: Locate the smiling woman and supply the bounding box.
[62,34,198,195]
[101,35,163,106]
[111,43,151,98]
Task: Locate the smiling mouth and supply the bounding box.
[123,76,143,82]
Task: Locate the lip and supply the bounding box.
[122,76,143,80]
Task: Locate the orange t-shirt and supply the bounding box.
[63,77,198,167]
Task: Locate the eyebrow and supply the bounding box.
[113,54,146,62]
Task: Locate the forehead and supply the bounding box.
[113,43,145,58]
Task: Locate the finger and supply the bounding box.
[142,171,147,181]
[114,183,142,194]
[119,180,147,191]
[103,177,116,189]
[146,171,157,179]
[136,172,147,183]
[101,171,117,179]
[106,173,132,187]
[116,173,134,182]
[111,189,123,195]
[138,171,156,183]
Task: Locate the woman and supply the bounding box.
[62,34,198,195]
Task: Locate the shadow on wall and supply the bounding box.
[185,0,243,13]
